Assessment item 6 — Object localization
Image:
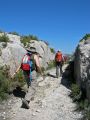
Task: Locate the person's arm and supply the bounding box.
[34,54,43,76]
[16,65,21,73]
[11,65,21,78]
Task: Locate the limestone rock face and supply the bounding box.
[0,42,26,75]
[0,33,55,75]
[74,38,90,101]
[0,33,21,45]
[29,40,55,68]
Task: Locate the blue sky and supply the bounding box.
[0,0,90,54]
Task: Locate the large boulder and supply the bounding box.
[0,42,26,75]
[0,33,55,76]
[74,38,90,101]
[29,40,55,68]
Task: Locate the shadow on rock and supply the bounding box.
[13,86,26,98]
[61,67,71,89]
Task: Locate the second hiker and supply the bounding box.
[55,50,63,78]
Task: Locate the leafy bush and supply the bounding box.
[71,84,80,98]
[0,65,10,100]
[78,100,90,120]
[0,65,25,101]
[8,31,19,36]
[83,34,90,40]
[47,61,55,70]
[29,34,38,40]
[12,70,25,87]
[21,35,31,46]
[50,48,55,53]
[21,35,39,46]
[0,34,9,43]
[41,67,45,72]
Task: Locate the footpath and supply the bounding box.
[0,65,82,120]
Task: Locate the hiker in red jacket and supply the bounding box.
[55,50,63,78]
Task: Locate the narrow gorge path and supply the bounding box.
[3,65,82,120]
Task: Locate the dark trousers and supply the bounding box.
[23,70,31,87]
[56,62,63,77]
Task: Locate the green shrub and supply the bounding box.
[0,65,10,100]
[47,61,55,70]
[21,35,39,46]
[29,34,38,40]
[83,34,90,40]
[78,100,90,120]
[0,34,9,43]
[8,70,25,93]
[0,92,8,101]
[20,35,31,46]
[0,65,25,101]
[41,67,45,73]
[70,84,80,98]
[50,48,55,53]
[13,70,25,87]
[8,31,19,36]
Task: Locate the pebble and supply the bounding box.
[32,113,36,116]
[3,112,6,115]
[36,109,41,113]
[3,117,6,119]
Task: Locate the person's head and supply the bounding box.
[57,50,61,53]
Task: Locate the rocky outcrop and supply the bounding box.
[74,38,90,101]
[0,33,55,75]
[29,40,54,67]
[0,42,26,76]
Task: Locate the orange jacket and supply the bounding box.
[55,52,63,62]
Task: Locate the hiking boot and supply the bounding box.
[21,98,30,109]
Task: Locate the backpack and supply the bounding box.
[21,54,35,71]
[55,52,62,62]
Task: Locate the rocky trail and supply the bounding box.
[0,65,82,120]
